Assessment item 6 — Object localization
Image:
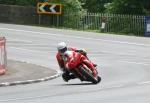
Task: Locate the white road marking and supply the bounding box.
[7,38,33,43]
[9,47,50,54]
[96,50,136,56]
[3,27,150,67]
[120,60,150,66]
[1,27,150,47]
[1,26,150,90]
[3,27,149,67]
[138,81,150,85]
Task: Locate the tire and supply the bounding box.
[80,67,100,84]
[96,76,101,84]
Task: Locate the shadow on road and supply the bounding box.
[61,82,95,86]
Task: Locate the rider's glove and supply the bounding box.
[75,49,87,56]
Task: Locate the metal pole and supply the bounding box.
[57,14,59,27]
[39,14,41,25]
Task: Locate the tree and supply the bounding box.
[78,0,112,13]
[105,0,150,15]
[47,0,83,13]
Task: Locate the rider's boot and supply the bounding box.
[62,73,76,82]
[62,73,70,82]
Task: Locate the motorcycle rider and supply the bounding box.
[56,42,97,82]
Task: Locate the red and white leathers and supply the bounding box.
[56,47,97,77]
[56,47,76,71]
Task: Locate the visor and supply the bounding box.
[59,47,67,54]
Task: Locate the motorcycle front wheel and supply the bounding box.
[80,66,101,84]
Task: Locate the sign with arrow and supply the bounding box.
[37,3,62,14]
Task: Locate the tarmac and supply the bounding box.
[0,60,60,87]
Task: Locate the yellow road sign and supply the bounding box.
[37,3,62,14]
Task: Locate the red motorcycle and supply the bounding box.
[64,51,101,84]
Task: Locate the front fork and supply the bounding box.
[71,66,87,81]
[82,61,97,77]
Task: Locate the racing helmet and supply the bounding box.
[57,42,67,54]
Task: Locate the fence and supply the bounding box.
[0,4,145,36]
[61,13,145,36]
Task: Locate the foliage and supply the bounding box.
[46,0,83,13]
[0,0,149,15]
[0,0,148,36]
[45,0,85,29]
[79,0,112,13]
[0,0,43,6]
[105,0,150,15]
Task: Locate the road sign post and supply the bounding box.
[37,3,62,14]
[145,16,150,37]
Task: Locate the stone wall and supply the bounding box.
[0,4,40,24]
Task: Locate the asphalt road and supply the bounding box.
[0,23,150,103]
